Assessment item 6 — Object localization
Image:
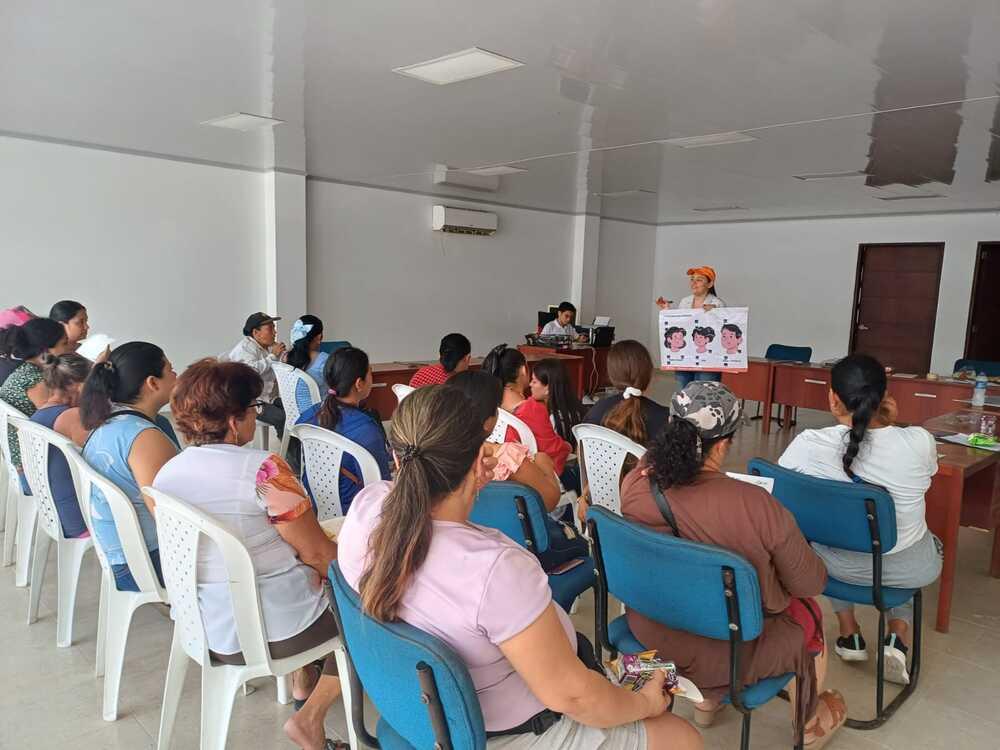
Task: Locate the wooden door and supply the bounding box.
[849,243,944,373]
[964,243,1000,361]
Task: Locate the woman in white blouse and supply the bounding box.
[655,265,727,390]
[153,358,347,750]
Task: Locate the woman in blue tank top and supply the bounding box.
[80,342,180,592]
[30,352,94,538]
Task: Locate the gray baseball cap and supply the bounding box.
[670,381,742,439]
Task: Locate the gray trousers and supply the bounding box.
[812,531,943,624]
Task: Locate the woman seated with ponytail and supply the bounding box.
[583,340,669,446]
[779,354,942,684]
[284,315,329,402]
[483,345,572,478]
[619,382,844,747]
[447,370,589,571]
[337,386,701,750]
[30,353,93,538]
[296,346,391,513]
[80,342,180,591]
[0,317,73,493]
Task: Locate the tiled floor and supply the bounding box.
[2,373,998,749]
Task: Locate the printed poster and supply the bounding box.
[658,307,749,372]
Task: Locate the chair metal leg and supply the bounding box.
[740,711,752,750]
[845,591,922,730]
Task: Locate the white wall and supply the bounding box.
[307,181,576,361]
[651,212,1000,373]
[595,219,656,345]
[0,136,268,371]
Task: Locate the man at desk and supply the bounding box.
[541,301,587,342]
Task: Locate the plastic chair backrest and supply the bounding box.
[747,459,897,553]
[392,383,415,404]
[147,487,271,669]
[12,417,71,540]
[61,447,165,596]
[289,423,382,520]
[272,361,321,431]
[329,562,486,750]
[764,344,812,363]
[953,358,1000,377]
[469,481,551,553]
[588,506,764,641]
[488,409,538,453]
[319,340,353,354]
[0,399,27,476]
[572,423,646,515]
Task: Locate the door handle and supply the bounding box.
[913,392,937,399]
[857,324,870,331]
[804,378,827,385]
[370,382,388,389]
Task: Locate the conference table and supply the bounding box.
[724,359,1000,632]
[367,350,586,420]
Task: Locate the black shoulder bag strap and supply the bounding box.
[648,477,681,537]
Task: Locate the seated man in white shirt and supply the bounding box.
[540,301,587,342]
[227,312,287,436]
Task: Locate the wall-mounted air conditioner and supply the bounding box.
[431,205,498,236]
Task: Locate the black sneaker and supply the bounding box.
[835,632,868,662]
[883,634,910,685]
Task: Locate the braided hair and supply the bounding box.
[830,354,887,480]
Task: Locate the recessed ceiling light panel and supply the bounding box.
[595,188,657,198]
[691,205,747,212]
[793,170,867,181]
[200,112,284,130]
[463,165,528,176]
[875,193,946,201]
[393,47,524,85]
[663,131,756,148]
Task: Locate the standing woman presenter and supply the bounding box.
[655,266,726,390]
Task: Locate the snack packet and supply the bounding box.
[607,650,680,694]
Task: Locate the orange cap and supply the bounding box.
[686,266,716,285]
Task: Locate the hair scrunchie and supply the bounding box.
[622,386,642,400]
[398,444,421,464]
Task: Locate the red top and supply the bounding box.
[506,398,571,474]
[409,363,450,388]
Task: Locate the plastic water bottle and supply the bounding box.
[972,372,988,408]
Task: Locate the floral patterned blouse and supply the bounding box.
[0,361,43,468]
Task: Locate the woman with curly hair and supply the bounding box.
[618,381,845,748]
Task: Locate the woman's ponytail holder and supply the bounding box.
[328,388,337,396]
[101,360,117,375]
[623,386,642,400]
[398,444,421,464]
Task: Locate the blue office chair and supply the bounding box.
[329,562,487,749]
[319,340,353,354]
[753,345,814,427]
[953,358,1000,377]
[469,481,594,612]
[586,506,800,750]
[747,459,921,729]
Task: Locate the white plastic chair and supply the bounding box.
[488,408,539,453]
[271,361,322,461]
[392,383,415,404]
[290,423,382,521]
[572,423,646,516]
[0,400,36,586]
[147,487,355,750]
[13,418,95,647]
[61,446,169,721]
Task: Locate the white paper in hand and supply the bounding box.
[76,333,115,361]
[726,472,775,493]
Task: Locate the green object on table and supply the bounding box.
[968,433,998,447]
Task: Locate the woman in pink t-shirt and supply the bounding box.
[337,385,701,750]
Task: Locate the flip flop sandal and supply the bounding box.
[324,741,349,750]
[804,690,847,749]
[292,661,325,711]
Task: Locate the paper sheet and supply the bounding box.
[658,307,749,372]
[726,472,775,492]
[938,433,1000,452]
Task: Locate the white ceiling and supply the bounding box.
[3,0,1000,223]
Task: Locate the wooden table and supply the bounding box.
[518,342,611,395]
[368,350,586,420]
[517,346,588,400]
[922,408,1000,632]
[722,357,777,431]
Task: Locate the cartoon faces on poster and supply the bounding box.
[658,307,749,371]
